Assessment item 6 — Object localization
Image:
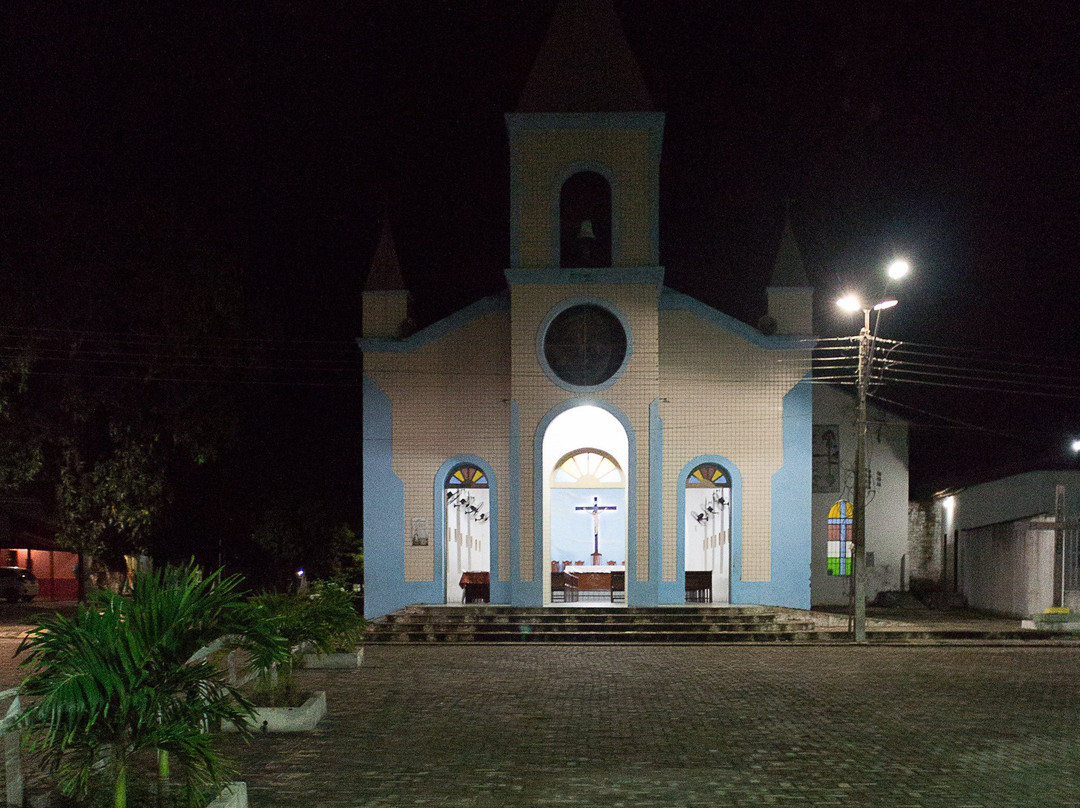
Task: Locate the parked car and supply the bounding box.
[0,567,38,602]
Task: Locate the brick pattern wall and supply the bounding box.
[659,309,809,582]
[364,311,512,582]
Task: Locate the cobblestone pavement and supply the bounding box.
[212,645,1080,808]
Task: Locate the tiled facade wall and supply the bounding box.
[510,281,659,583]
[658,309,809,582]
[363,311,512,582]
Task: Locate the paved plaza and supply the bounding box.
[2,607,1078,807]
[220,644,1077,808]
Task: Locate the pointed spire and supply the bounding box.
[517,0,652,113]
[769,215,810,288]
[364,216,405,292]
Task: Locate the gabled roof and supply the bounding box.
[517,0,652,113]
[364,216,406,292]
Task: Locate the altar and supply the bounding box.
[552,564,626,603]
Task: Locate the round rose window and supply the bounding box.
[542,304,628,387]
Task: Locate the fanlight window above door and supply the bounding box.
[552,449,624,488]
[686,463,730,488]
[447,464,489,488]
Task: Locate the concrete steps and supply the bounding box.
[366,605,819,644]
[364,605,1080,645]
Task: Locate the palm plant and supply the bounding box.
[248,580,364,704]
[15,563,289,808]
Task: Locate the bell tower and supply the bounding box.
[504,1,665,605]
[506,0,664,271]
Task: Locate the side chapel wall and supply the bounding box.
[658,307,809,584]
[363,310,512,583]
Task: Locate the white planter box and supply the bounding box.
[206,782,247,808]
[301,647,364,669]
[224,690,327,733]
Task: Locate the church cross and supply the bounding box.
[576,496,617,562]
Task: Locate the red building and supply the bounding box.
[0,509,78,601]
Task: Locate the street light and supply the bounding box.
[836,262,909,643]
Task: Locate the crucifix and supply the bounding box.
[576,496,617,565]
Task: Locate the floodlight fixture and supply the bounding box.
[887,259,911,280]
[836,294,862,313]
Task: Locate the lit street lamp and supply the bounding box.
[836,259,910,643]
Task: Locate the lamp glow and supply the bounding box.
[836,294,862,313]
[872,299,898,311]
[887,259,911,280]
[1071,439,1080,454]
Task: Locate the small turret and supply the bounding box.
[362,216,410,339]
[763,215,813,336]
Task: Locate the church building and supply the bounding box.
[360,1,816,619]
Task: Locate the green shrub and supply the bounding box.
[247,581,365,702]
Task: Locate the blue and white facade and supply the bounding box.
[360,1,815,619]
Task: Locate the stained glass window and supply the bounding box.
[686,463,729,488]
[552,449,623,487]
[827,500,853,575]
[447,464,488,488]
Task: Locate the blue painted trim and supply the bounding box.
[358,295,509,354]
[732,375,813,609]
[505,401,521,605]
[362,376,412,619]
[505,268,665,287]
[506,112,666,133]
[535,298,634,394]
[673,455,743,606]
[659,288,816,351]
[533,399,638,605]
[433,455,499,605]
[645,399,663,606]
[550,160,620,268]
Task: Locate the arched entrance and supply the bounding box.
[684,462,732,604]
[443,463,491,604]
[541,406,628,605]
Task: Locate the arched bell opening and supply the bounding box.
[559,171,612,268]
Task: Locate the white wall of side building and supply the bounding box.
[810,384,909,606]
[957,519,1055,616]
[936,470,1080,616]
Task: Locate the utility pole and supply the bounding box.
[838,258,910,642]
[852,308,871,643]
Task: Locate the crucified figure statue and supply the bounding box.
[576,496,617,564]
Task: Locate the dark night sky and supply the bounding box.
[4,1,1080,499]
